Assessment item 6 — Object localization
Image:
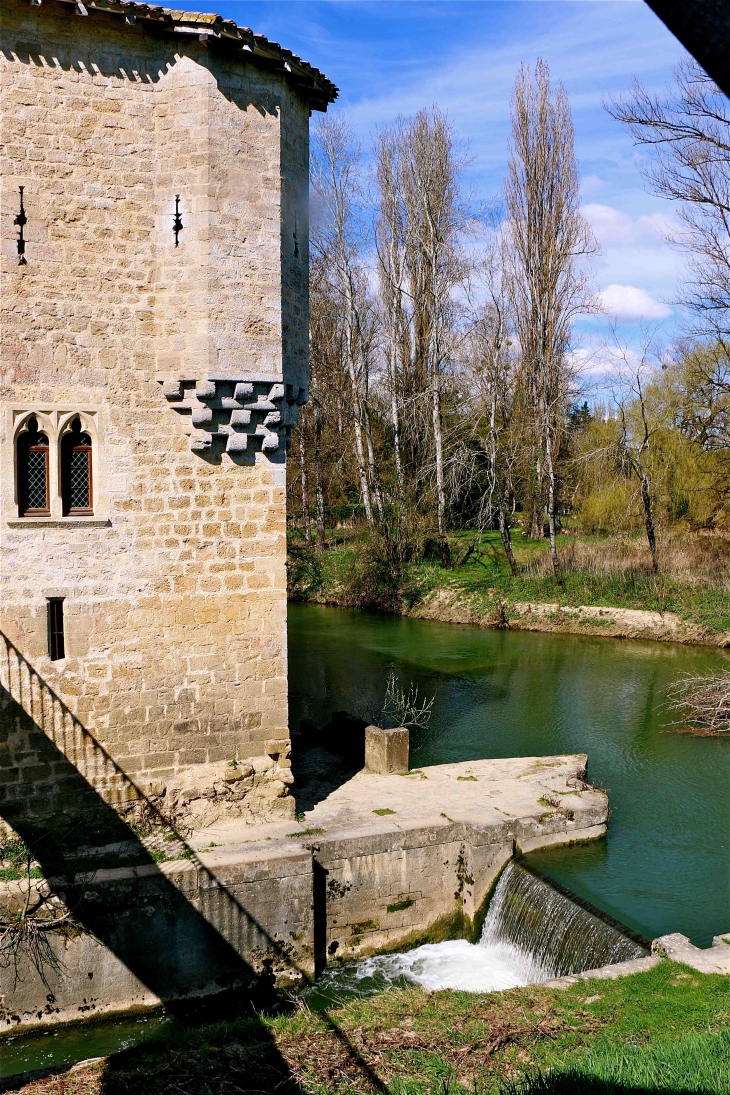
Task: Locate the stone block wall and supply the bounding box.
[315,824,514,960]
[0,821,516,1032]
[0,0,328,824]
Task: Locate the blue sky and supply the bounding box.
[177,1,693,369]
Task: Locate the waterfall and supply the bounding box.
[479,861,648,982]
[309,860,649,1003]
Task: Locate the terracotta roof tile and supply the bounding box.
[50,0,338,107]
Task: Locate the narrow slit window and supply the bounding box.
[61,418,93,516]
[17,417,50,517]
[48,599,65,661]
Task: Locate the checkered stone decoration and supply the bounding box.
[158,378,307,455]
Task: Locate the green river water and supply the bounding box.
[288,602,730,949]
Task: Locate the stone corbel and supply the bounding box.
[157,378,307,455]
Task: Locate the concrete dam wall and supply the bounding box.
[1,755,608,1033]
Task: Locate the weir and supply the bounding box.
[480,861,649,980]
[312,860,649,1000]
[1,753,611,1032]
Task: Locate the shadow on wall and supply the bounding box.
[0,632,386,1093]
[1,27,282,119]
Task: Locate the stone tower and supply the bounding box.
[0,0,336,831]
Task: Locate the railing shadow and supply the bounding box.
[0,632,389,1093]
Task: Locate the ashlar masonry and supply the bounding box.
[0,0,337,834]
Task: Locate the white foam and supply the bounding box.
[319,938,550,996]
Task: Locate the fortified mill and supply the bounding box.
[0,0,621,1034]
[0,0,337,841]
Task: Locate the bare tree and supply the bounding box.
[312,391,327,551]
[298,418,311,543]
[398,108,467,554]
[609,61,730,353]
[311,116,379,522]
[300,249,355,549]
[468,234,520,575]
[375,128,408,498]
[612,345,662,573]
[506,59,596,577]
[609,60,730,448]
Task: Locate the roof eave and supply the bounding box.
[45,0,338,108]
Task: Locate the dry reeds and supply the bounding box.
[527,532,730,589]
[666,672,730,734]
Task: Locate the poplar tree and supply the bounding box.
[505,59,596,576]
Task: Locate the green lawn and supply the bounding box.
[29,961,730,1094]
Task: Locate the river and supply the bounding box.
[288,602,730,948]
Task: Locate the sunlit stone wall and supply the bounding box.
[0,0,321,826]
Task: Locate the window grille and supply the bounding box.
[61,419,93,515]
[17,418,50,516]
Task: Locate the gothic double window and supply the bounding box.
[15,414,94,518]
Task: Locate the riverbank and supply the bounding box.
[8,960,729,1094]
[407,587,730,646]
[288,529,730,646]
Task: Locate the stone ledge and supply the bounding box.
[515,823,608,854]
[652,932,730,975]
[6,518,111,528]
[546,955,662,987]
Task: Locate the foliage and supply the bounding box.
[333,509,428,612]
[570,355,730,537]
[287,538,325,600]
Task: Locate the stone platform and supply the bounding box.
[2,754,607,1033]
[192,753,606,853]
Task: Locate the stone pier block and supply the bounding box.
[365,725,409,774]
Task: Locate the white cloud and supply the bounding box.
[579,204,683,318]
[569,343,642,381]
[580,175,607,200]
[582,204,674,249]
[598,284,672,320]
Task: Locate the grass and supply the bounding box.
[290,525,730,636]
[423,529,730,635]
[0,865,44,881]
[13,962,730,1094]
[502,1029,730,1093]
[0,837,44,882]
